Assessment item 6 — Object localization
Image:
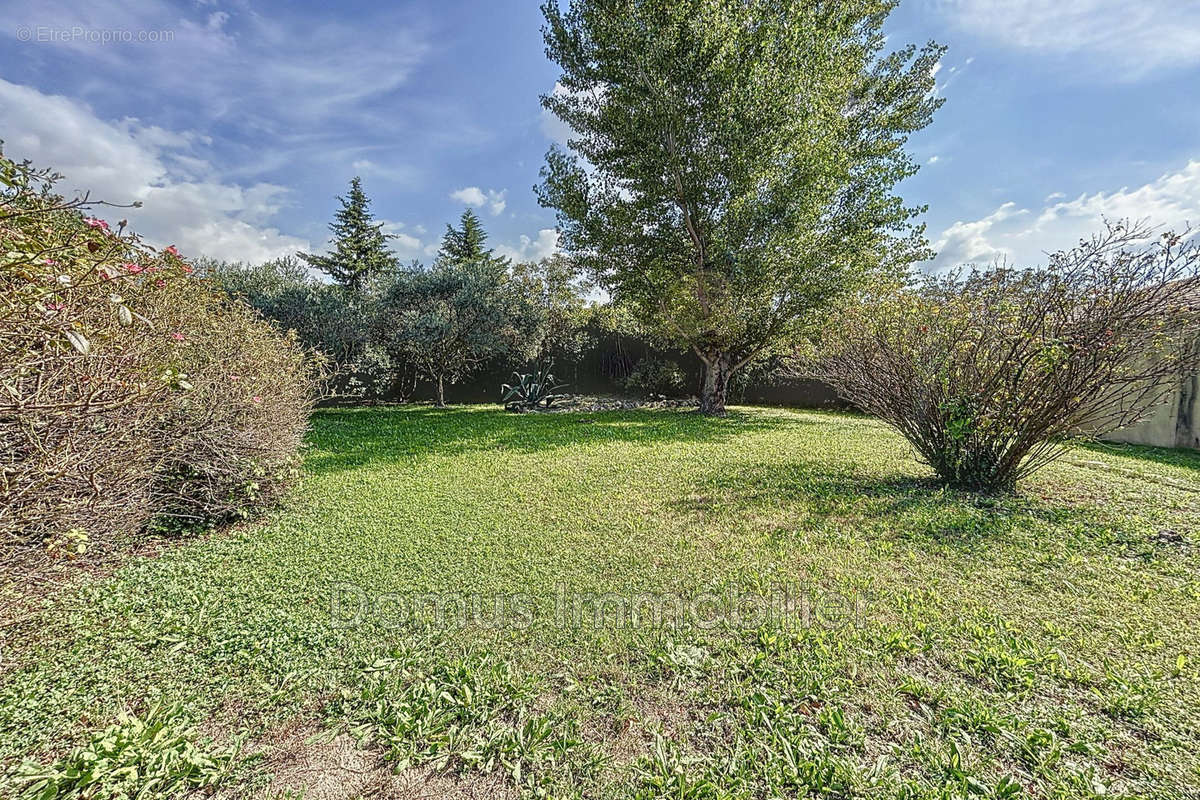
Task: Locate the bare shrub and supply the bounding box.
[1,155,169,559]
[810,222,1200,492]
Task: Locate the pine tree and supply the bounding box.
[300,177,398,292]
[437,209,491,265]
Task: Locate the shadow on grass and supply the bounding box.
[1073,439,1200,474]
[303,405,812,475]
[678,460,1117,552]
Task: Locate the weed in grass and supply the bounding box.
[5,702,244,800]
[1096,670,1162,720]
[331,640,606,795]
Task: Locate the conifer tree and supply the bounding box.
[437,209,492,265]
[300,177,397,292]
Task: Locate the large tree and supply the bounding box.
[537,0,944,414]
[300,176,398,292]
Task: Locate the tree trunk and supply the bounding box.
[436,375,446,408]
[698,352,731,416]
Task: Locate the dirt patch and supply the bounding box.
[244,719,518,800]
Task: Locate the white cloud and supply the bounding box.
[450,186,507,216]
[929,202,1027,271]
[487,190,507,216]
[928,155,940,165]
[450,186,487,206]
[927,161,1200,271]
[0,0,429,128]
[494,229,560,263]
[380,220,437,261]
[540,82,575,145]
[348,158,417,184]
[0,78,307,263]
[934,0,1200,78]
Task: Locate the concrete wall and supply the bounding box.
[1103,357,1200,450]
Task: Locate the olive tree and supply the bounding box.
[379,216,541,406]
[537,0,943,414]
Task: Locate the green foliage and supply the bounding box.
[623,357,686,397]
[334,642,603,793]
[205,256,401,401]
[511,253,593,362]
[9,702,242,799]
[538,0,943,412]
[501,359,569,411]
[299,176,398,292]
[378,216,540,405]
[437,209,492,266]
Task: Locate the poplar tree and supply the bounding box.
[538,0,944,414]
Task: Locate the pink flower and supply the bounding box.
[180,263,193,274]
[252,396,263,404]
[84,217,109,231]
[164,245,179,257]
[43,258,58,266]
[230,375,241,382]
[155,279,166,288]
[171,332,185,342]
[123,263,145,275]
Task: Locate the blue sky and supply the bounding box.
[1,0,1198,271]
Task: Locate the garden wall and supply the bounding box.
[1103,362,1200,449]
[420,331,848,409]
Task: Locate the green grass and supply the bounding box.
[2,406,1199,798]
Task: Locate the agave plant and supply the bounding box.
[501,359,569,411]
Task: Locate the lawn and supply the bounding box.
[2,406,1198,799]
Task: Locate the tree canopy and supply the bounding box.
[437,209,493,266]
[300,176,398,292]
[537,0,944,413]
[379,214,540,406]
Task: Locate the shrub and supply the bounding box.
[142,276,317,530]
[205,258,399,402]
[622,358,686,397]
[811,223,1200,492]
[0,151,317,564]
[1,156,171,556]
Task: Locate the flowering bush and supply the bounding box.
[0,152,318,566]
[810,223,1200,492]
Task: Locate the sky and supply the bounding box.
[0,0,1197,273]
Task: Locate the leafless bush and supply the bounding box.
[809,222,1200,492]
[1,155,166,560]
